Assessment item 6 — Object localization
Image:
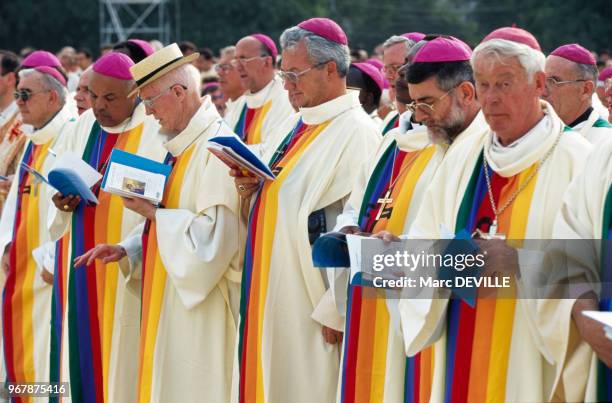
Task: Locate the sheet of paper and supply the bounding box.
[51,152,101,187]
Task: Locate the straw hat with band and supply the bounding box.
[128,43,198,97]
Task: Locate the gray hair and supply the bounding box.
[220,46,236,58]
[382,35,415,53]
[280,26,350,77]
[573,62,598,83]
[471,39,545,83]
[18,68,66,104]
[149,63,200,94]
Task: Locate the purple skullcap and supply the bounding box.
[353,62,384,91]
[550,43,596,65]
[365,58,383,70]
[128,39,155,57]
[364,59,388,88]
[402,32,426,43]
[297,17,348,45]
[599,67,612,82]
[34,66,67,86]
[92,52,135,80]
[250,33,278,59]
[413,37,472,63]
[203,81,219,91]
[482,27,541,51]
[21,50,62,68]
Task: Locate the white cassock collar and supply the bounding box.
[245,75,281,109]
[100,102,146,134]
[164,96,222,157]
[485,100,563,177]
[28,103,74,145]
[299,90,361,125]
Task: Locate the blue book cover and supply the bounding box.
[21,162,98,204]
[312,232,350,268]
[208,135,275,180]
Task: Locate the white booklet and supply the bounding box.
[103,163,167,203]
[101,149,172,204]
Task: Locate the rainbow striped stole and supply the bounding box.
[234,101,272,145]
[341,142,436,403]
[238,119,330,403]
[598,183,612,401]
[444,151,538,403]
[64,122,144,403]
[50,233,70,388]
[3,139,51,392]
[137,147,195,403]
[382,114,400,136]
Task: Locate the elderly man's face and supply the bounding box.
[542,55,591,124]
[235,37,269,92]
[140,82,185,135]
[88,72,137,127]
[474,55,544,139]
[383,43,407,94]
[408,76,465,143]
[16,72,56,128]
[74,71,92,115]
[217,53,244,100]
[280,40,330,109]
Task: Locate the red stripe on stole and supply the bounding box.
[413,351,421,402]
[243,107,257,143]
[343,285,363,402]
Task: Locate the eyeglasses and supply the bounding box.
[13,89,49,102]
[382,63,404,75]
[214,63,234,73]
[545,77,587,89]
[406,87,455,114]
[279,61,329,84]
[140,84,187,107]
[230,55,267,67]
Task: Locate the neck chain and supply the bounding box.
[482,131,561,236]
[374,143,429,221]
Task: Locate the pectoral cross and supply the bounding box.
[375,189,393,220]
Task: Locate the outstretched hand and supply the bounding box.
[73,244,127,268]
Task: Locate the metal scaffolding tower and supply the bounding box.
[99,0,180,46]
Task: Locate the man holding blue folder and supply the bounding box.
[77,43,241,403]
[46,51,166,403]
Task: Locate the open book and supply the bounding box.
[101,149,171,204]
[207,135,275,180]
[21,152,101,204]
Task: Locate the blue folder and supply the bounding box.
[101,149,172,190]
[312,232,351,268]
[208,135,275,179]
[21,162,98,204]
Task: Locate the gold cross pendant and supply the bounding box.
[375,188,393,220]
